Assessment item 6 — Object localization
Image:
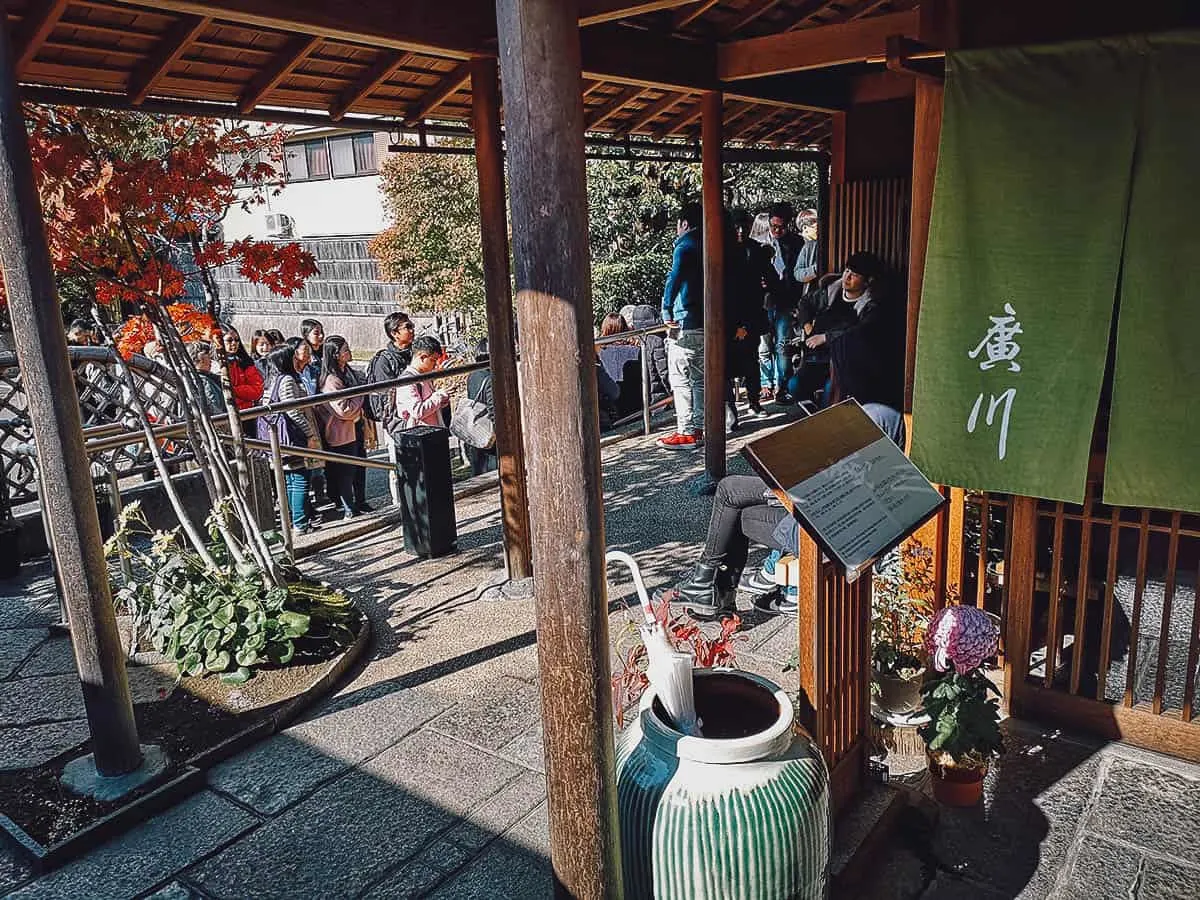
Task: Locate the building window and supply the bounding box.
[284,133,377,182]
[329,135,355,177]
[352,133,377,174]
[304,139,330,179]
[284,144,308,181]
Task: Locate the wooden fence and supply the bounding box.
[828,177,910,278]
[931,481,1200,761]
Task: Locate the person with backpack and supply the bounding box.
[367,311,416,436]
[318,336,368,519]
[258,344,321,534]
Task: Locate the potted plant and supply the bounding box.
[918,604,1003,806]
[870,542,937,717]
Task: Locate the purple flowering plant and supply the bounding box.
[918,604,1003,769]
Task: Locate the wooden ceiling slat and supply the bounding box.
[15,0,71,74]
[237,33,321,114]
[329,49,416,121]
[56,16,160,42]
[728,103,779,139]
[624,90,687,133]
[41,38,145,60]
[787,0,885,30]
[403,59,471,125]
[584,85,647,130]
[655,101,702,139]
[719,0,787,37]
[579,0,702,26]
[672,0,722,29]
[127,14,210,104]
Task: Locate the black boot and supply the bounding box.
[653,562,738,619]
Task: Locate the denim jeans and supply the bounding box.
[665,328,704,434]
[699,475,789,577]
[772,308,795,392]
[284,469,311,529]
[758,321,775,390]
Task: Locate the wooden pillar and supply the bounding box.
[701,90,726,481]
[492,1,621,897]
[470,55,532,581]
[0,18,141,775]
[816,151,831,275]
[903,79,944,414]
[827,111,847,273]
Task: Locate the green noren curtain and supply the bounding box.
[1104,33,1200,511]
[912,38,1166,505]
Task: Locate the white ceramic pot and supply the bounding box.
[616,669,831,899]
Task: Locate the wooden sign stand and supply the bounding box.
[741,401,945,812]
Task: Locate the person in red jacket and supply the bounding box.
[220,325,264,410]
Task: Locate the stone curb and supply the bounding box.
[0,602,372,874]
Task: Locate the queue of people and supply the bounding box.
[104,310,481,537]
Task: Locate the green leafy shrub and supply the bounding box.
[107,502,358,683]
[918,669,1003,769]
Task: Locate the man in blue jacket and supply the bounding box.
[657,202,705,449]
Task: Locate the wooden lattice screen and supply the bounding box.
[0,348,187,506]
[828,177,911,282]
[794,531,872,813]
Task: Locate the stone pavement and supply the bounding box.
[860,720,1200,900]
[2,405,1199,898]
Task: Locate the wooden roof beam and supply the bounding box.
[654,102,703,139]
[237,33,321,114]
[14,0,69,75]
[624,90,687,134]
[329,49,416,121]
[672,0,722,29]
[757,111,821,143]
[718,8,920,79]
[579,0,704,25]
[584,85,648,130]
[719,0,786,37]
[127,14,211,105]
[728,104,780,140]
[139,0,492,59]
[403,60,472,125]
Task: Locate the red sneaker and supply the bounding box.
[656,432,698,449]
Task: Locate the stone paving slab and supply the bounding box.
[207,683,454,816]
[0,719,91,771]
[1054,835,1143,900]
[443,769,546,852]
[1085,756,1200,863]
[190,729,524,899]
[422,836,553,900]
[5,791,256,900]
[0,674,87,726]
[0,629,47,680]
[425,677,541,752]
[13,637,76,679]
[0,834,36,896]
[1138,854,1200,900]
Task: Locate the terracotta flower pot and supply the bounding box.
[927,754,987,807]
[616,669,831,900]
[873,667,925,717]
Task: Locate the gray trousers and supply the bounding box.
[666,328,704,434]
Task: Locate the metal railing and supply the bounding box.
[74,328,676,555]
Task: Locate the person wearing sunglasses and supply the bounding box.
[366,310,418,436]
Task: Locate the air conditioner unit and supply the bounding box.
[264,213,295,238]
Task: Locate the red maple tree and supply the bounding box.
[0,106,317,339]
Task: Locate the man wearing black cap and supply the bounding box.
[791,251,889,406]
